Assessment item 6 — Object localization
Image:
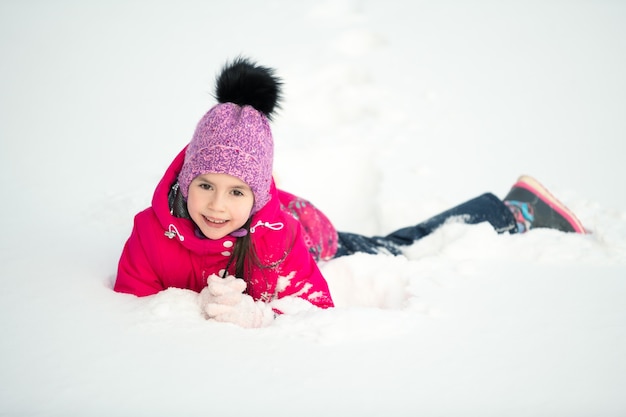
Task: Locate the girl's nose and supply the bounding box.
[207,193,225,211]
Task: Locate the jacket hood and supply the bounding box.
[152,146,282,255]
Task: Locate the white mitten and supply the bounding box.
[199,274,274,328]
[207,293,275,328]
[198,274,246,308]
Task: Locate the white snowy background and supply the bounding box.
[1,1,625,416]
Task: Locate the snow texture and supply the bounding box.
[1,1,625,416]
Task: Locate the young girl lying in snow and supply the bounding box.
[115,58,586,327]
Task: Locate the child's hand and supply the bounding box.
[205,293,274,328]
[199,274,274,328]
[201,274,246,306]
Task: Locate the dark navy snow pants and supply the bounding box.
[333,193,517,258]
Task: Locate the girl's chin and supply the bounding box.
[200,228,231,240]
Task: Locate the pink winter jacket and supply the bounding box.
[114,147,337,309]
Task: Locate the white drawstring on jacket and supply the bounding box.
[250,220,284,234]
[164,224,185,241]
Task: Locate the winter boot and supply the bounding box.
[503,175,586,234]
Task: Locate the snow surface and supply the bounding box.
[1,1,626,416]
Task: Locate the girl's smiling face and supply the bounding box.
[186,172,254,240]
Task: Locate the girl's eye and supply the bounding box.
[199,183,212,190]
[232,189,244,197]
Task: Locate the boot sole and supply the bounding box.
[513,175,586,234]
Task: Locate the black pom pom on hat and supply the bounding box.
[215,56,283,121]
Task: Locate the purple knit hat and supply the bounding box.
[178,57,282,214]
[178,103,273,213]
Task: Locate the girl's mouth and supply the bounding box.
[203,216,228,225]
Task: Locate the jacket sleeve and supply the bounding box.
[114,210,165,297]
[277,189,338,261]
[272,224,335,309]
